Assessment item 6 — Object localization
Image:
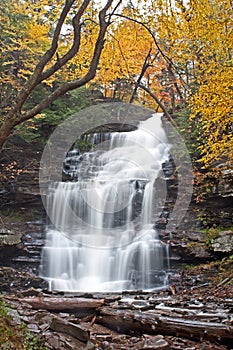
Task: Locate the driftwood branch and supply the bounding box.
[4,292,233,347]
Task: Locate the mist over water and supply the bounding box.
[40,114,171,292]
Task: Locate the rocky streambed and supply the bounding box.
[1,274,233,350]
[1,214,233,350]
[1,213,233,349]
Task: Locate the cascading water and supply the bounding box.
[40,114,171,292]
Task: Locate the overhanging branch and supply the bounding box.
[39,0,91,83]
[113,13,188,93]
[17,0,121,123]
[129,49,159,104]
[137,83,178,129]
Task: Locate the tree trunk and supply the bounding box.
[0,118,19,150]
[17,296,105,311]
[0,0,118,151]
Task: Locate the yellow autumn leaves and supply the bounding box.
[139,0,233,166]
[187,0,233,166]
[191,67,233,165]
[0,0,232,166]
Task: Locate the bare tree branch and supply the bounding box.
[129,49,160,104]
[113,13,189,92]
[39,0,91,83]
[15,0,78,109]
[137,83,178,129]
[113,14,172,66]
[167,62,185,103]
[38,0,120,84]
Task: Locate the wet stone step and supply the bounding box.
[24,242,44,249]
[26,249,42,255]
[12,256,41,263]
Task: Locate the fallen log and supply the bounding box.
[50,315,90,342]
[97,307,233,344]
[153,304,229,320]
[17,297,105,311]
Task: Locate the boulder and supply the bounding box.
[0,229,24,263]
[0,229,22,246]
[210,231,233,254]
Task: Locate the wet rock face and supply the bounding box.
[210,231,233,254]
[0,203,47,288]
[170,229,233,266]
[0,217,46,267]
[154,157,178,231]
[170,241,212,264]
[63,148,83,179]
[0,266,48,293]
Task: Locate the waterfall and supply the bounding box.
[40,114,171,292]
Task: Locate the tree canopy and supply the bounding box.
[0,0,232,167]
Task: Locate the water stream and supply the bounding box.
[40,114,171,292]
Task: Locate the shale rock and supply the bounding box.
[210,231,233,254]
[0,229,22,246]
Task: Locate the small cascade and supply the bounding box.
[40,114,171,292]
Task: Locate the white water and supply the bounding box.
[40,114,171,292]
